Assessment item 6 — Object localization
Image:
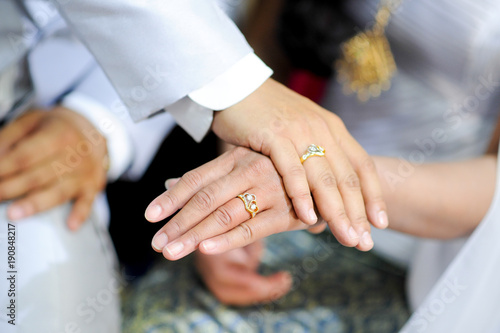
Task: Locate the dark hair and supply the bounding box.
[278,0,356,77]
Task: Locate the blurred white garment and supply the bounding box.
[402,144,500,332]
[51,0,272,142]
[319,0,500,331]
[0,200,121,333]
[0,2,125,332]
[322,0,500,267]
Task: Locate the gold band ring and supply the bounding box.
[300,144,326,164]
[237,193,259,219]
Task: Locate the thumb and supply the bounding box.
[245,270,293,304]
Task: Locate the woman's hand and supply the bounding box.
[146,147,375,261]
[211,79,388,236]
[0,107,108,230]
[195,240,292,306]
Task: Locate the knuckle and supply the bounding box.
[167,219,182,235]
[192,188,216,210]
[288,165,306,178]
[25,175,42,190]
[187,229,201,246]
[248,156,273,177]
[340,173,361,190]
[14,154,31,169]
[318,171,337,188]
[212,206,234,229]
[290,190,312,201]
[231,146,248,159]
[366,193,385,206]
[351,214,369,227]
[323,209,348,225]
[236,223,254,242]
[360,156,377,173]
[181,170,204,191]
[160,191,178,208]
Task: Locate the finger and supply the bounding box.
[199,210,304,255]
[0,121,64,177]
[0,112,44,156]
[269,138,317,224]
[151,169,257,253]
[205,271,292,306]
[307,220,327,234]
[322,142,373,251]
[0,155,62,201]
[7,177,79,220]
[145,150,236,222]
[165,177,180,190]
[301,144,362,248]
[67,191,96,231]
[341,136,389,230]
[159,196,263,260]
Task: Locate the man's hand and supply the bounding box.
[195,240,292,306]
[0,107,108,230]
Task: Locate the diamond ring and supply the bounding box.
[237,193,259,219]
[300,144,326,164]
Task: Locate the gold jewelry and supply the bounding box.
[300,144,326,164]
[336,0,402,102]
[237,193,259,219]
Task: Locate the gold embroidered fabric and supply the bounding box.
[336,1,402,102]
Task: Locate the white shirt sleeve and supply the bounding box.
[50,0,255,121]
[61,92,134,182]
[167,53,273,142]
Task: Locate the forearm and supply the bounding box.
[375,155,497,239]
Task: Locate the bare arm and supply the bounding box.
[375,155,497,239]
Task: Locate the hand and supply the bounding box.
[0,107,108,230]
[212,79,388,241]
[195,240,292,306]
[146,147,373,261]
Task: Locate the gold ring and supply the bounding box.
[300,144,326,164]
[237,193,259,219]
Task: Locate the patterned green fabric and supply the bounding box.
[121,231,410,332]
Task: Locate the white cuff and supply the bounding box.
[188,53,273,110]
[61,92,134,182]
[167,53,273,142]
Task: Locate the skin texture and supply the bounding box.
[194,240,293,306]
[146,79,391,254]
[0,107,108,230]
[148,147,345,262]
[149,147,496,305]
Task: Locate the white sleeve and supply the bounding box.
[61,91,134,182]
[27,18,136,181]
[167,53,273,142]
[63,66,177,182]
[50,0,255,121]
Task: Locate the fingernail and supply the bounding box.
[378,211,389,228]
[152,233,168,251]
[165,241,184,257]
[361,232,374,248]
[8,206,25,220]
[348,227,359,239]
[308,208,318,223]
[145,204,162,220]
[201,240,217,252]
